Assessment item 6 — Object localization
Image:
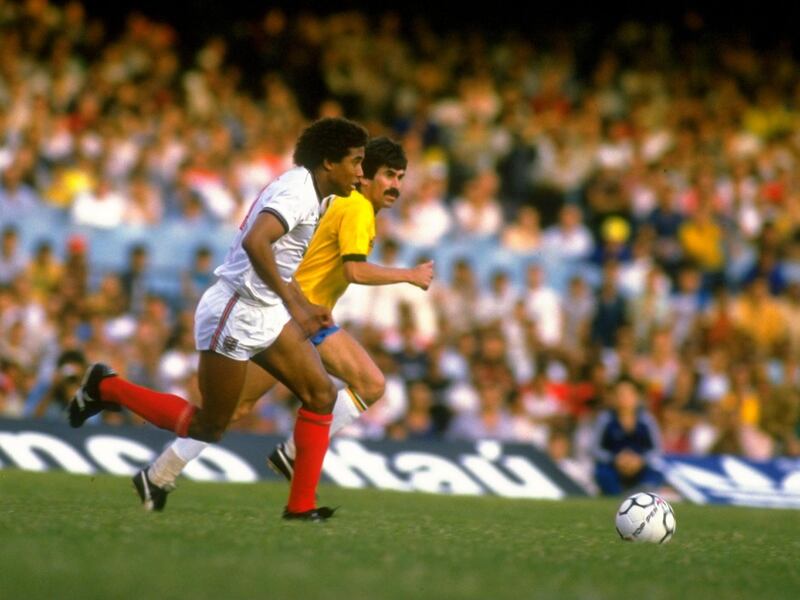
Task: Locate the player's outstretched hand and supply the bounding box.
[411,260,435,290]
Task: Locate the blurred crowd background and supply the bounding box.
[2,0,800,492]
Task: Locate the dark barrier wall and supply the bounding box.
[5,419,799,508]
[0,419,587,499]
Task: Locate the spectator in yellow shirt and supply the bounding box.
[731,277,787,356]
[26,241,63,303]
[44,159,96,209]
[679,200,724,272]
[721,363,761,427]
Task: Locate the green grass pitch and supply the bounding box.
[1,470,798,600]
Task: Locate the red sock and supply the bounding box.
[287,408,332,513]
[100,377,195,436]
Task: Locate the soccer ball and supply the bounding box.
[615,492,676,544]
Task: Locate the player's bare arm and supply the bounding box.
[242,212,329,337]
[342,259,435,290]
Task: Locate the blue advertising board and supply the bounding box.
[658,454,800,509]
[0,418,586,499]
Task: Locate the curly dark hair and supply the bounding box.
[293,117,368,170]
[362,137,407,179]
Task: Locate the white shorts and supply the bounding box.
[194,280,291,360]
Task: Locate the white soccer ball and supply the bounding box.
[615,492,676,544]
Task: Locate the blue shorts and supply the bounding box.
[310,325,340,346]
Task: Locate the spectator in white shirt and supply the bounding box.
[122,172,163,226]
[70,178,127,229]
[453,170,503,238]
[541,203,595,261]
[447,381,516,441]
[561,275,596,356]
[391,173,453,247]
[523,264,563,349]
[501,205,543,255]
[430,257,481,336]
[477,270,519,325]
[618,233,657,297]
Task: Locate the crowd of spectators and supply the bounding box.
[2,1,800,494]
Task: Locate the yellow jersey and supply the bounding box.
[295,190,375,309]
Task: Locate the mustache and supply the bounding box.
[385,188,400,198]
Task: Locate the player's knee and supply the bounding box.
[231,396,258,422]
[357,371,385,405]
[188,416,227,443]
[230,404,249,423]
[301,379,337,413]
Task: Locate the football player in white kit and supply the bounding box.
[68,118,368,521]
[136,138,434,510]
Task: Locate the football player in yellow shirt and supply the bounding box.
[135,137,434,509]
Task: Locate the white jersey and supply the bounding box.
[215,167,320,306]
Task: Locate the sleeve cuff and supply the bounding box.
[260,208,289,234]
